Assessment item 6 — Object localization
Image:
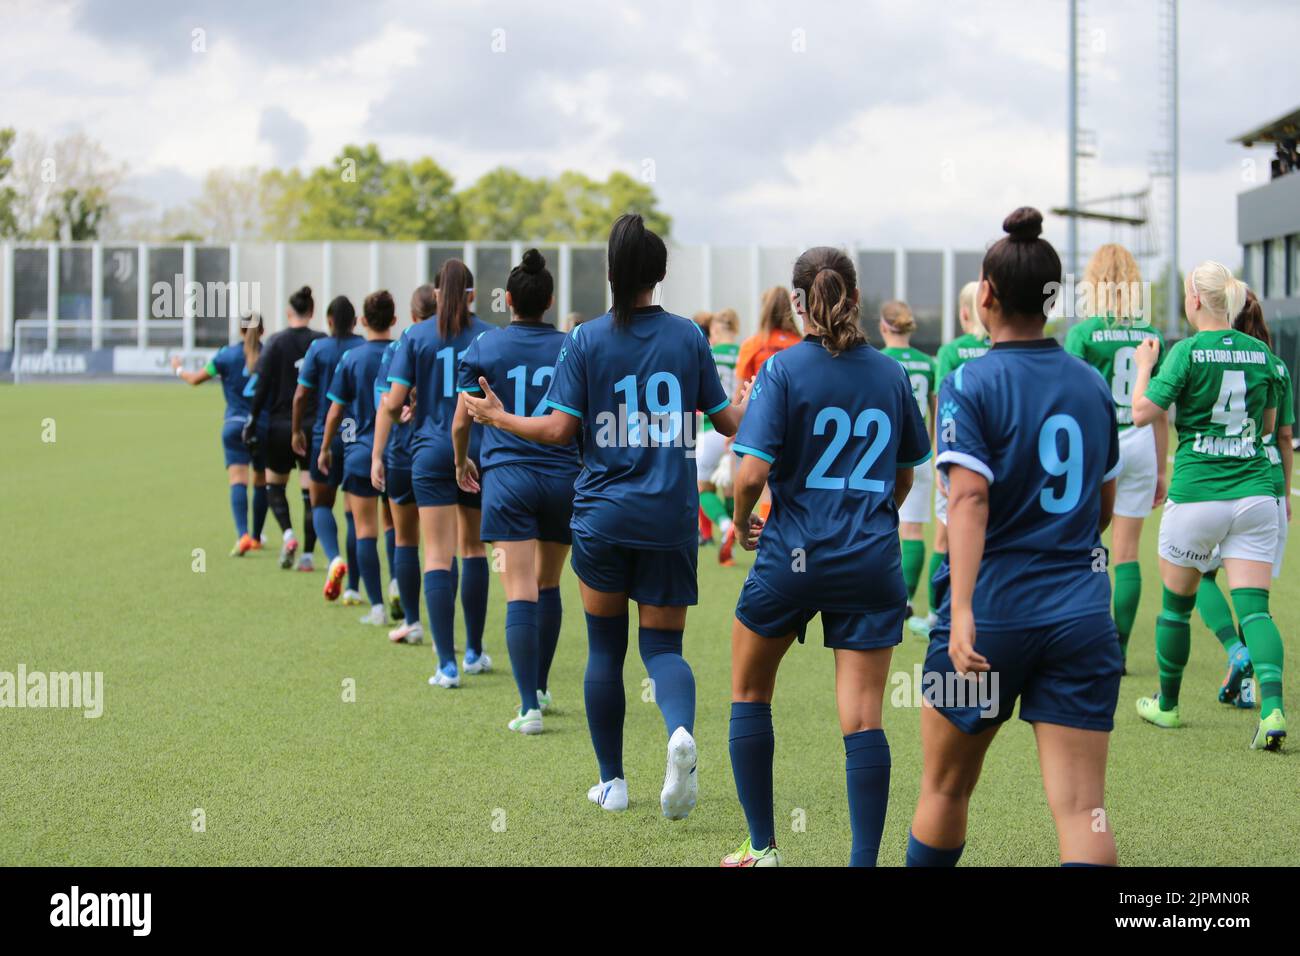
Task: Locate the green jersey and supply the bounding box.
[1144,328,1283,503]
[882,346,937,426]
[1064,316,1166,429]
[1263,357,1294,498]
[701,341,739,433]
[935,333,990,385]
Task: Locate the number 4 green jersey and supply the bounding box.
[1064,316,1165,429]
[881,346,937,427]
[1144,328,1283,503]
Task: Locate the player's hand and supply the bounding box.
[1287,497,1293,522]
[1134,337,1161,370]
[317,447,331,476]
[947,607,989,675]
[1152,471,1168,509]
[241,419,258,451]
[733,377,754,413]
[739,513,764,551]
[464,377,505,427]
[456,458,480,494]
[371,458,386,493]
[399,404,414,425]
[169,355,183,371]
[291,429,307,458]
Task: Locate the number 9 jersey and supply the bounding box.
[934,338,1121,628]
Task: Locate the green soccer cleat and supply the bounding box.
[1218,646,1254,708]
[720,837,782,868]
[1136,693,1181,729]
[1250,709,1286,752]
[536,689,553,714]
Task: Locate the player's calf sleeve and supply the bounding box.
[266,484,293,534]
[729,701,775,851]
[357,537,383,606]
[906,831,963,867]
[252,484,268,539]
[300,489,316,553]
[394,546,420,625]
[423,570,456,668]
[901,540,925,603]
[505,601,540,713]
[845,729,890,867]
[638,627,696,735]
[536,587,562,692]
[230,484,249,538]
[584,613,630,782]
[460,556,489,655]
[928,551,946,613]
[700,490,729,525]
[384,528,395,579]
[345,512,359,590]
[1156,587,1196,710]
[1231,588,1285,717]
[312,506,340,562]
[1111,561,1141,655]
[1196,572,1242,654]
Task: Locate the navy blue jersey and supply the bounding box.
[544,306,730,549]
[206,344,254,421]
[328,339,391,456]
[298,334,364,437]
[734,338,931,612]
[374,332,414,470]
[934,338,1121,628]
[456,322,581,476]
[388,314,494,478]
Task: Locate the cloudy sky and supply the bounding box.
[3,0,1296,271]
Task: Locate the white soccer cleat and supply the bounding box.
[388,622,424,644]
[463,650,492,674]
[660,726,698,821]
[340,589,364,607]
[587,777,628,812]
[536,689,553,713]
[508,708,543,735]
[359,605,387,626]
[428,662,461,689]
[296,553,315,572]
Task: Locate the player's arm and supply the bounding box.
[894,468,914,509]
[291,384,312,457]
[731,452,769,550]
[1099,478,1117,533]
[371,406,393,492]
[171,355,213,385]
[1282,426,1294,521]
[1151,407,1169,507]
[1130,338,1163,427]
[464,377,580,445]
[928,392,938,446]
[452,394,480,492]
[707,377,753,437]
[946,464,991,675]
[319,400,344,474]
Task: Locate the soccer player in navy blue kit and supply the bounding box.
[171,313,269,556]
[385,261,495,688]
[453,249,580,736]
[907,208,1123,867]
[372,284,435,646]
[720,249,930,868]
[465,214,748,819]
[293,296,364,603]
[320,291,398,626]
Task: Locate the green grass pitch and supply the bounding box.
[1,382,1295,866]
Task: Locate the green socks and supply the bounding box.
[699,490,730,525]
[927,551,945,612]
[901,540,926,603]
[1112,561,1142,657]
[1196,574,1243,654]
[1155,587,1196,710]
[1231,588,1285,717]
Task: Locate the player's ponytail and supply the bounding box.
[880,300,916,335]
[1189,260,1245,322]
[240,312,263,373]
[980,207,1062,322]
[607,213,667,331]
[1232,289,1270,350]
[792,247,863,357]
[327,295,356,339]
[436,258,474,338]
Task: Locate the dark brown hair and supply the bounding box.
[607,213,667,330]
[980,207,1062,322]
[507,248,554,320]
[240,312,264,373]
[791,247,863,356]
[436,259,474,338]
[327,295,356,339]
[288,285,314,318]
[363,290,397,332]
[1233,289,1270,350]
[410,283,436,321]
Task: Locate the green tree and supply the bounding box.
[532,170,671,241]
[0,128,17,238]
[458,167,549,240]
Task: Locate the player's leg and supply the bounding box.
[909,704,999,865]
[1197,567,1253,706]
[387,497,422,643]
[226,463,251,555]
[1034,723,1116,865]
[419,504,461,686]
[578,576,631,811]
[496,537,543,732]
[1110,425,1157,667]
[381,496,400,621]
[1109,515,1144,668]
[349,490,385,624]
[296,469,316,571]
[535,539,570,711]
[913,482,947,637]
[456,503,490,673]
[639,600,696,821]
[310,480,346,601]
[250,467,268,548]
[833,645,895,867]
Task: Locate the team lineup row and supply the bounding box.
[174,207,1290,867]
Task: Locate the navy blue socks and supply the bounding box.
[537,586,562,692]
[844,729,890,867]
[460,556,488,655]
[357,537,382,606]
[394,546,420,625]
[584,613,629,781]
[638,627,695,735]
[230,483,249,538]
[905,831,964,867]
[423,569,456,668]
[345,512,359,591]
[506,600,540,712]
[312,505,339,562]
[729,701,775,850]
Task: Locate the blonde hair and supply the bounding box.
[712,307,739,335]
[757,286,798,335]
[880,299,916,334]
[1188,260,1247,322]
[1084,243,1142,320]
[692,311,713,334]
[959,281,986,338]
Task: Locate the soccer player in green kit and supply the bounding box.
[697,308,741,563]
[1064,244,1168,671]
[878,300,937,624]
[1131,262,1287,751]
[910,281,989,637]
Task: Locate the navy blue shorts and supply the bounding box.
[386,465,415,506]
[341,444,379,497]
[412,444,481,509]
[481,464,577,544]
[735,575,906,651]
[571,534,698,607]
[309,434,345,487]
[923,611,1122,734]
[222,418,267,469]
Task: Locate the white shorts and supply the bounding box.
[1274,497,1289,578]
[1113,425,1158,519]
[1158,496,1279,573]
[934,472,948,525]
[696,429,728,481]
[899,459,934,524]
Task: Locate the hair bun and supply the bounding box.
[1002,207,1043,242]
[521,248,546,274]
[299,285,312,296]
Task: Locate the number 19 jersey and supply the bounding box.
[935,339,1120,628]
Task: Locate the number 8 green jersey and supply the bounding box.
[1064,316,1165,429]
[881,346,936,427]
[1144,328,1283,503]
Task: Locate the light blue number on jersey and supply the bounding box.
[806,406,891,491]
[1038,414,1083,513]
[506,364,556,416]
[614,371,683,444]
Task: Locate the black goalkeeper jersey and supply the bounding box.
[248,325,324,423]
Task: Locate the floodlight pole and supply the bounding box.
[1067,0,1078,284]
[1167,0,1179,338]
